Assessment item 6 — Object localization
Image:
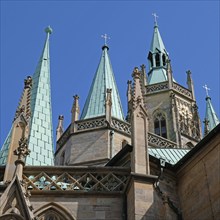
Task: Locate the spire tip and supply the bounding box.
[101,34,110,46]
[45,26,53,34]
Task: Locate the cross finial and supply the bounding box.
[101,34,110,45]
[203,84,211,97]
[152,13,159,25]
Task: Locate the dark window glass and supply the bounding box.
[154,114,167,138]
[156,53,160,67]
[162,54,166,66]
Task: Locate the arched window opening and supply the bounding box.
[46,214,60,220]
[35,203,75,220]
[148,53,153,67]
[0,214,25,220]
[162,54,166,66]
[155,53,160,67]
[154,112,167,138]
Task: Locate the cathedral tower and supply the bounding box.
[144,19,202,148]
[55,42,131,166]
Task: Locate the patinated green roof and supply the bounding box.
[205,96,219,132]
[0,129,12,165]
[148,68,167,85]
[27,27,54,165]
[148,148,190,165]
[148,24,169,85]
[0,27,54,166]
[150,24,166,54]
[81,45,124,120]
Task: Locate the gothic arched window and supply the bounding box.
[154,112,167,138]
[155,53,160,67]
[46,215,59,220]
[35,203,75,220]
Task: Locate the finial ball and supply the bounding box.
[45,26,53,34]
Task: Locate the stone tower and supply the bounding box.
[55,44,131,166]
[144,20,202,148]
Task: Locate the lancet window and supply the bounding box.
[154,111,167,138]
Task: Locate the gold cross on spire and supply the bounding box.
[203,84,211,96]
[152,13,159,25]
[101,34,110,45]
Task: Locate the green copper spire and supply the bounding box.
[150,23,166,54]
[27,26,54,165]
[81,45,124,120]
[147,16,169,85]
[203,85,219,133]
[0,129,12,165]
[0,26,54,166]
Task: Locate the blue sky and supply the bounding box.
[0,1,219,147]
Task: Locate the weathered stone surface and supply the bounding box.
[177,134,220,220]
[31,195,124,220]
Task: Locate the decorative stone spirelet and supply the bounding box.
[14,137,31,161]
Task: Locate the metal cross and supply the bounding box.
[101,34,110,45]
[152,13,159,24]
[203,84,210,96]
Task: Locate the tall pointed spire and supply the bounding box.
[81,44,124,120]
[203,85,219,133]
[0,26,54,166]
[150,15,166,54]
[27,26,54,165]
[147,15,169,84]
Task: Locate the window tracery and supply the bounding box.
[154,111,167,138]
[46,214,60,220]
[39,211,62,220]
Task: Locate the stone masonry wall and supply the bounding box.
[177,133,220,220]
[145,91,176,142]
[150,163,180,220]
[66,130,109,165]
[31,194,124,220]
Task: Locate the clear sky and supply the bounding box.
[0,1,219,148]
